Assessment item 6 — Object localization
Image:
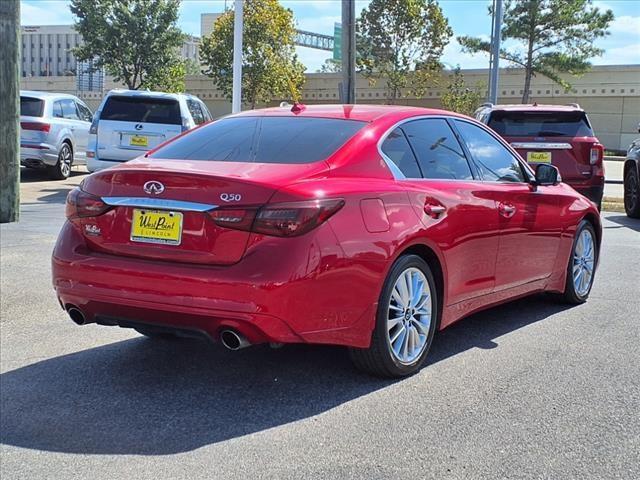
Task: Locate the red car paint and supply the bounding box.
[52,105,601,349]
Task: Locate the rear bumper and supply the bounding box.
[52,221,377,348]
[573,183,604,207]
[87,157,127,172]
[20,144,58,166]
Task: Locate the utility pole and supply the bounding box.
[341,0,356,104]
[0,0,20,223]
[488,0,503,105]
[231,0,243,113]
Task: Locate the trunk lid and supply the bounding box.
[78,158,329,265]
[96,120,182,162]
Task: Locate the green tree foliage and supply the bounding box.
[200,0,305,109]
[319,58,341,73]
[440,67,483,116]
[71,0,185,91]
[144,60,186,93]
[458,0,614,103]
[357,0,452,104]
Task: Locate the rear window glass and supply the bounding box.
[20,97,44,117]
[488,111,594,137]
[150,116,367,164]
[100,96,181,125]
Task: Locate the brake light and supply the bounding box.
[208,199,345,237]
[590,143,603,165]
[65,188,111,219]
[20,122,50,132]
[89,116,99,135]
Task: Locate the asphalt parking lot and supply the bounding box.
[1,168,639,479]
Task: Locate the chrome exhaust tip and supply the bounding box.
[67,306,87,325]
[220,329,251,351]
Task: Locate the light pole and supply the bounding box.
[0,0,20,223]
[231,0,243,113]
[488,0,503,105]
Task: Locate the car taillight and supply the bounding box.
[590,143,604,165]
[89,116,99,135]
[65,188,111,219]
[20,122,50,132]
[208,199,345,237]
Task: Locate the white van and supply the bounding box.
[87,89,212,172]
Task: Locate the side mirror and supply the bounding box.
[534,163,560,186]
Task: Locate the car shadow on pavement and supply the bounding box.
[20,167,87,184]
[605,215,640,233]
[0,295,572,456]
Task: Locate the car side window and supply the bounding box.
[76,102,93,122]
[60,99,80,120]
[52,101,64,118]
[402,119,474,180]
[199,101,212,122]
[187,99,205,125]
[454,120,526,183]
[380,128,422,179]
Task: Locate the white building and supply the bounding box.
[21,25,201,78]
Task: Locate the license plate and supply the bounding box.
[527,151,552,163]
[131,209,183,245]
[130,135,148,147]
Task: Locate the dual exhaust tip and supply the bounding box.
[66,306,251,351]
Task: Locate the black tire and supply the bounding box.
[624,167,640,218]
[562,220,598,304]
[48,142,73,180]
[349,255,438,378]
[134,328,177,340]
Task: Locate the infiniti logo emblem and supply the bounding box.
[143,180,165,195]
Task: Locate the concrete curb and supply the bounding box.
[602,196,625,213]
[604,156,626,162]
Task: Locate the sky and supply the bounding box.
[21,0,640,72]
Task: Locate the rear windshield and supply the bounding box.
[100,96,181,125]
[20,97,44,117]
[150,116,367,164]
[488,111,594,137]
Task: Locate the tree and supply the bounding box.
[143,59,186,93]
[357,0,452,104]
[70,0,185,90]
[200,0,305,109]
[458,0,614,103]
[440,67,483,116]
[319,58,341,73]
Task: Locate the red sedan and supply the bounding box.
[53,105,601,377]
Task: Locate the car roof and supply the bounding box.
[232,104,468,122]
[487,103,584,113]
[105,89,191,100]
[20,90,80,101]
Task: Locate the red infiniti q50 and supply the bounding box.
[52,105,601,377]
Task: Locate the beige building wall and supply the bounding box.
[21,65,640,151]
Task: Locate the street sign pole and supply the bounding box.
[341,0,355,104]
[231,0,243,114]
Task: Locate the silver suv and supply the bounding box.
[87,89,212,172]
[20,91,93,179]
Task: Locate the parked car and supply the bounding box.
[87,89,212,173]
[20,90,93,179]
[53,105,601,378]
[624,123,640,218]
[475,103,605,210]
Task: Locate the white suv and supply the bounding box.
[20,91,94,179]
[87,89,212,172]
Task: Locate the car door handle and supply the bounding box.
[498,203,516,218]
[424,203,446,218]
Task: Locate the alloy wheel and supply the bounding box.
[572,229,595,297]
[59,145,72,178]
[387,267,432,364]
[625,170,639,212]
